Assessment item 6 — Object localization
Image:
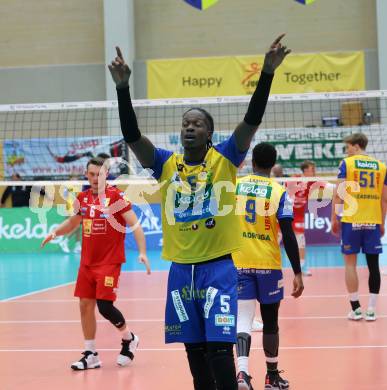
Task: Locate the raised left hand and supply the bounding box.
[262,33,291,74]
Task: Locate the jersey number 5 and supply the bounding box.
[220,295,230,313]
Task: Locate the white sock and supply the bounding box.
[349,292,359,302]
[368,293,378,311]
[84,339,96,353]
[237,300,256,334]
[300,259,305,267]
[120,327,132,341]
[237,356,249,375]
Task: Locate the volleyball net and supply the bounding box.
[0,89,386,189]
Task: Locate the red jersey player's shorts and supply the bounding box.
[74,264,121,301]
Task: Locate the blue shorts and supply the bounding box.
[341,223,382,255]
[165,258,237,344]
[237,269,284,304]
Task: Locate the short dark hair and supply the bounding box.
[86,157,105,169]
[343,133,368,150]
[97,152,110,160]
[300,160,315,172]
[252,142,277,169]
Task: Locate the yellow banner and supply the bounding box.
[147,51,365,98]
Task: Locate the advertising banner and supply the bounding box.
[125,203,163,250]
[137,125,385,173]
[0,207,75,253]
[125,200,387,249]
[3,136,127,180]
[147,51,365,98]
[304,201,339,245]
[1,202,385,254]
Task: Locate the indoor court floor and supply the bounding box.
[1,247,387,390]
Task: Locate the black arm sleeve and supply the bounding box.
[243,71,274,126]
[116,86,141,143]
[1,186,11,205]
[279,218,301,275]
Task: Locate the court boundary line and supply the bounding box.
[0,270,169,302]
[2,345,387,352]
[0,281,76,302]
[1,315,387,324]
[4,293,387,303]
[1,265,385,302]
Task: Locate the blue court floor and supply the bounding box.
[1,246,387,301]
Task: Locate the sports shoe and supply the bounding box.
[251,317,263,332]
[264,370,289,390]
[59,238,70,253]
[71,350,101,370]
[237,371,254,390]
[301,263,312,276]
[117,333,139,366]
[73,241,82,253]
[364,309,376,321]
[347,308,362,321]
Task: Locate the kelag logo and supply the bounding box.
[183,0,219,10]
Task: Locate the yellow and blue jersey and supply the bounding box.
[338,154,387,224]
[151,134,247,263]
[232,175,293,270]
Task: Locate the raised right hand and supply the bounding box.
[108,46,131,89]
[262,33,291,74]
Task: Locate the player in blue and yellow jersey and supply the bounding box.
[233,143,304,390]
[109,35,290,390]
[331,133,387,321]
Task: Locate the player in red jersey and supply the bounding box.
[286,161,319,276]
[42,157,150,370]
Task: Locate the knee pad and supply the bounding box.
[366,254,380,274]
[260,303,280,334]
[206,343,237,390]
[96,299,125,328]
[206,342,234,359]
[237,332,251,357]
[185,343,216,390]
[366,254,381,294]
[185,342,207,354]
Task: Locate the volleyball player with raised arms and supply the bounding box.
[109,35,290,390]
[331,133,387,321]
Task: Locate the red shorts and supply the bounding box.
[292,220,305,234]
[74,264,122,301]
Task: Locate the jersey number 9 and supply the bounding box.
[245,199,256,223]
